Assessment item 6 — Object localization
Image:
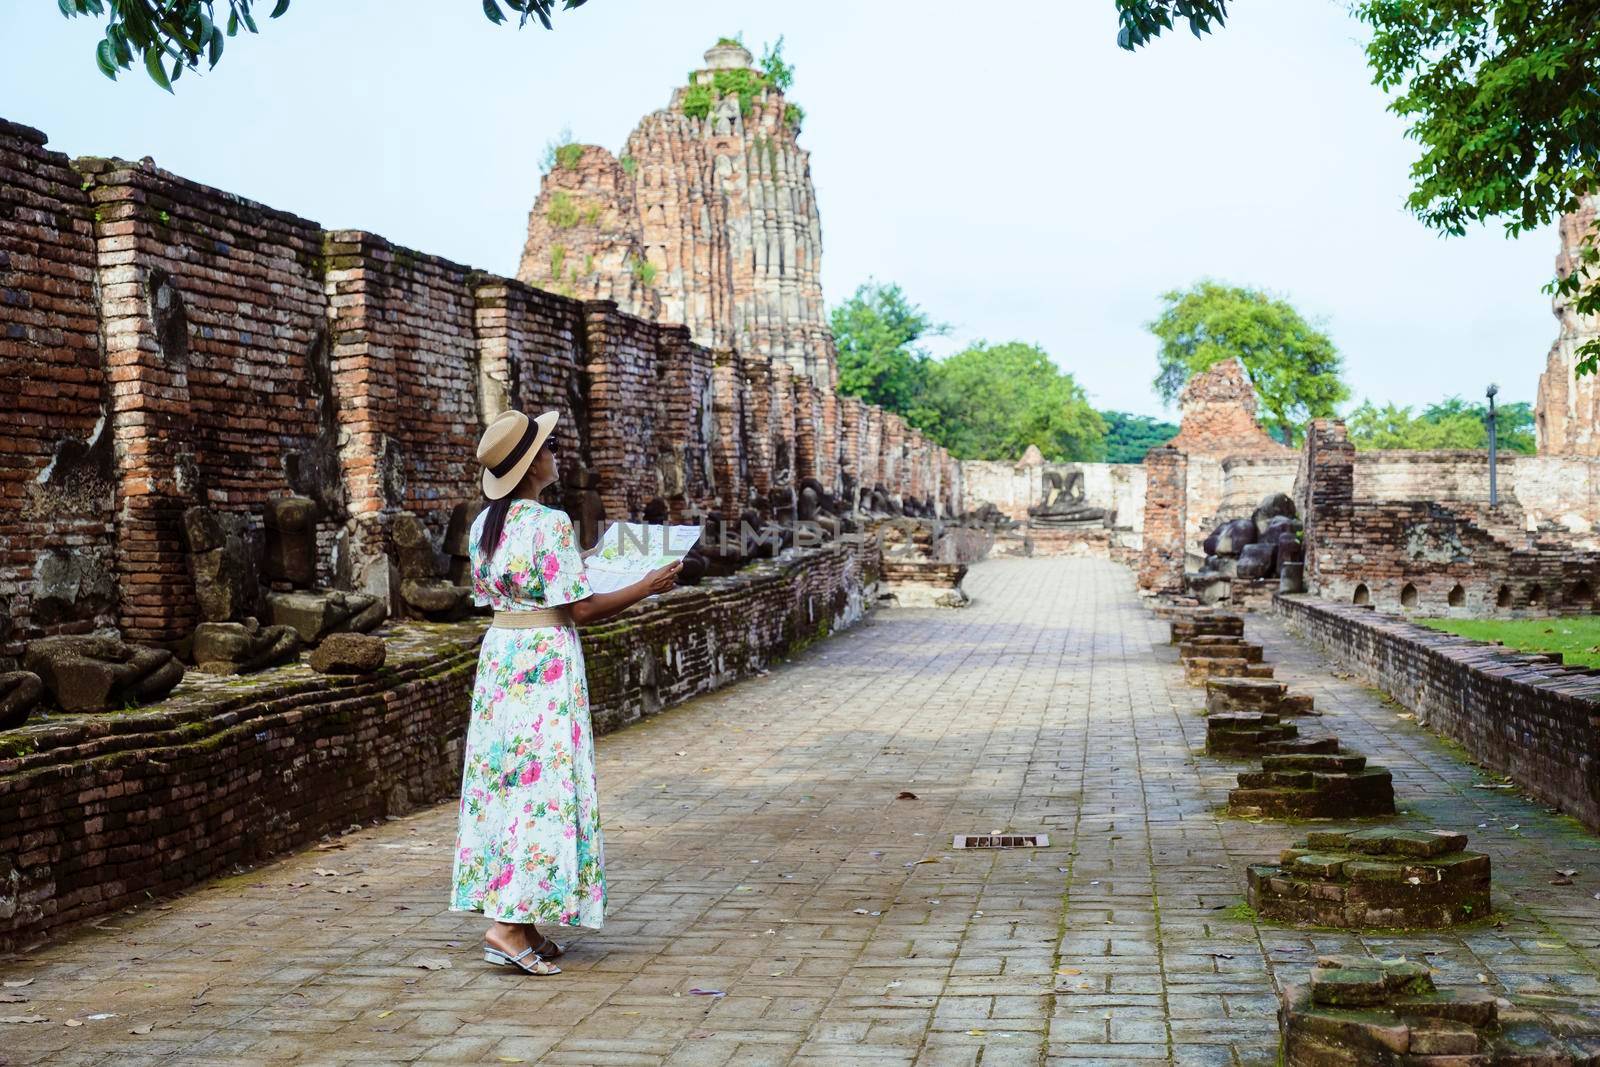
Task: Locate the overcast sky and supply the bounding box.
[0,0,1563,418]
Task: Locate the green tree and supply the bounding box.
[921,342,1106,462]
[829,281,944,419]
[1114,1,1600,376]
[1099,410,1178,463]
[1114,1,1228,49]
[1149,281,1348,445]
[60,0,588,91]
[1346,396,1536,453]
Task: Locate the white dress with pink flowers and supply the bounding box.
[450,500,605,927]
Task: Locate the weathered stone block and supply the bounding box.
[265,590,386,643]
[1170,612,1245,644]
[309,632,386,674]
[262,496,320,588]
[0,671,43,730]
[22,634,184,712]
[192,620,302,675]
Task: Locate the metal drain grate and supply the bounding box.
[952,833,1049,849]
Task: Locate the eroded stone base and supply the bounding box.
[1249,828,1490,928]
[1281,955,1600,1065]
[1206,711,1339,757]
[1206,676,1316,716]
[1170,611,1245,644]
[1230,752,1396,819]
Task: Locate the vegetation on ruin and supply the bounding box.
[1099,411,1179,462]
[618,154,637,177]
[540,126,577,175]
[59,0,587,90]
[546,191,580,229]
[1416,616,1600,669]
[549,243,566,279]
[1117,1,1600,380]
[630,258,657,287]
[1149,281,1347,445]
[681,36,797,121]
[1345,396,1536,453]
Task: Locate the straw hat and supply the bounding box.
[477,409,559,500]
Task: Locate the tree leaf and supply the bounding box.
[144,45,173,92]
[95,37,119,78]
[270,0,290,16]
[208,25,224,66]
[482,0,507,23]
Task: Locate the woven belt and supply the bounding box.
[491,607,573,629]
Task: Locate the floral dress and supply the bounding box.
[450,500,605,928]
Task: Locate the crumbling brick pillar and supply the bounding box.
[710,349,748,513]
[84,164,198,643]
[0,121,116,654]
[1138,446,1188,596]
[1301,419,1355,596]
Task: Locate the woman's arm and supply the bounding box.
[567,561,682,627]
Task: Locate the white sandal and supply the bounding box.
[483,943,561,976]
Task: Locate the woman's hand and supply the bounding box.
[644,561,682,596]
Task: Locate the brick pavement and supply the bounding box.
[1,558,1597,1066]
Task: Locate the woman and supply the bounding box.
[451,409,680,976]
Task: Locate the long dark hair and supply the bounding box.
[476,442,552,563]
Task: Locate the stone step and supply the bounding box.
[1204,677,1316,717]
[1178,638,1264,662]
[1169,613,1244,644]
[1260,753,1367,773]
[1183,657,1275,685]
[1229,767,1395,819]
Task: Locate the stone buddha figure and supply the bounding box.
[1028,468,1109,528]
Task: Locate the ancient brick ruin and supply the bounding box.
[0,53,959,659]
[1535,194,1600,456]
[1249,828,1491,930]
[1280,955,1600,1066]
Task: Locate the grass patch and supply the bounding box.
[1414,615,1600,668]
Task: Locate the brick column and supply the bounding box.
[1138,446,1188,596]
[1302,419,1356,596]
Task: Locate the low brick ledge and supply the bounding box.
[0,541,877,951]
[1273,592,1600,832]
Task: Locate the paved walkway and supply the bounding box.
[2,558,1598,1066]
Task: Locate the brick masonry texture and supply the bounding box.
[0,538,878,951]
[1299,419,1600,615]
[0,119,114,651]
[1275,592,1600,832]
[0,112,957,649]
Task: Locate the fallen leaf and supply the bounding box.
[896,791,918,800]
[1557,869,1578,876]
[498,1058,526,1063]
[129,1023,153,1035]
[2,981,33,989]
[313,868,340,878]
[0,1015,47,1025]
[687,988,724,997]
[414,958,451,971]
[1056,967,1082,976]
[287,882,311,889]
[85,1013,117,1021]
[966,1028,986,1036]
[194,921,211,928]
[64,1019,83,1028]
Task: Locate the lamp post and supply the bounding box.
[1486,383,1499,508]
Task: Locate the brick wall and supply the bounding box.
[1300,420,1600,614]
[0,539,878,951]
[0,120,113,657]
[1275,594,1600,831]
[0,117,959,645]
